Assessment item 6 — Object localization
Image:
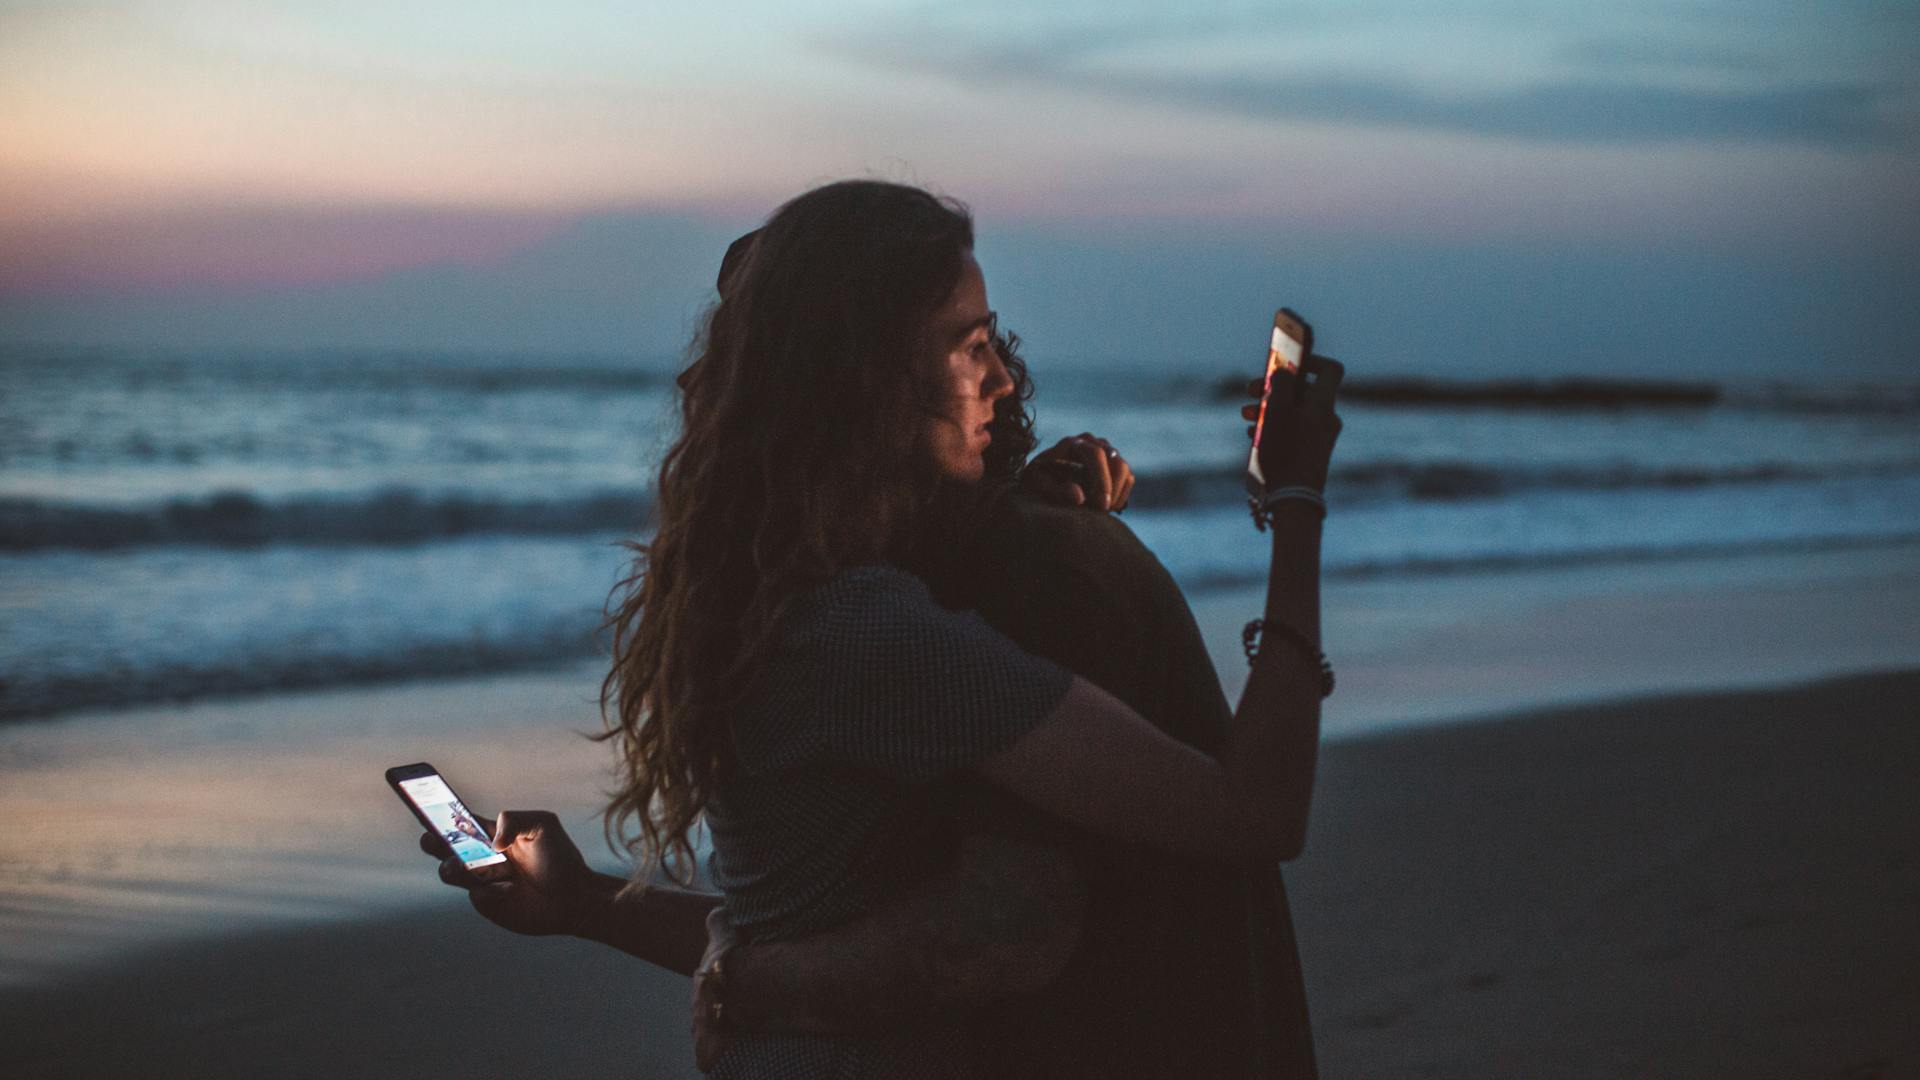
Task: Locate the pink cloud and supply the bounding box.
[0,203,578,297]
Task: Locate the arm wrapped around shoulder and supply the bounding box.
[715,830,1086,1035]
[979,675,1315,866]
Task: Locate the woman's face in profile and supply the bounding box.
[918,253,1014,484]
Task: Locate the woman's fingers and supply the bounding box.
[467,880,519,922]
[1302,354,1344,404]
[1110,455,1134,511]
[1252,355,1341,427]
[1066,434,1115,509]
[1023,463,1086,507]
[1027,435,1132,513]
[1025,438,1094,507]
[1091,437,1133,511]
[439,854,483,889]
[491,809,555,850]
[1249,351,1345,490]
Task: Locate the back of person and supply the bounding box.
[705,562,1079,1079]
[919,488,1318,1079]
[421,177,1341,1079]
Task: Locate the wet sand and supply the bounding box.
[1288,669,1920,1079]
[4,669,1916,1079]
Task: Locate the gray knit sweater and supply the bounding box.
[705,563,1073,1078]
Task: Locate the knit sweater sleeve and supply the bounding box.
[762,564,1074,783]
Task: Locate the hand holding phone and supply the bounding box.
[1245,308,1313,498]
[390,763,607,936]
[1242,311,1343,503]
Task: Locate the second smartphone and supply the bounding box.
[1245,307,1314,498]
[386,762,507,870]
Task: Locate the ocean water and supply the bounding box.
[5,346,1920,721]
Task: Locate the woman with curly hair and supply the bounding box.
[421,178,1341,1077]
[592,178,1342,1077]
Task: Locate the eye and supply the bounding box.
[967,314,1000,357]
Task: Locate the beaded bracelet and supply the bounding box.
[1242,618,1335,698]
[1249,486,1326,532]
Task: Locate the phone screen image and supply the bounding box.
[397,773,507,869]
[1247,310,1309,494]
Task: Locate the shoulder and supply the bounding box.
[788,565,937,638]
[985,491,1169,587]
[822,563,931,600]
[778,564,990,672]
[983,490,1175,611]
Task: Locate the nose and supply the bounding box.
[983,351,1014,402]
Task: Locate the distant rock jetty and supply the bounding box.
[1217,375,1721,409]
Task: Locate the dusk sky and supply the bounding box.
[2,0,1916,378]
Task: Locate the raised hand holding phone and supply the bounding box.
[1246,309,1312,497]
[1240,309,1343,496]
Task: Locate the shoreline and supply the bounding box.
[9,534,1917,728]
[4,538,1920,989]
[1212,536,1920,737]
[4,667,1915,1078]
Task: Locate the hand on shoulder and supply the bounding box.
[1022,434,1135,512]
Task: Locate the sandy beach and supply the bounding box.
[4,542,1919,1078]
[3,668,1916,1078]
[1289,670,1920,1079]
[9,6,1918,1074]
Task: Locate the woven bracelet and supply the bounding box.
[1242,618,1335,698]
[1250,486,1327,532]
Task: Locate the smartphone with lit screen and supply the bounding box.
[386,762,507,870]
[1245,308,1313,498]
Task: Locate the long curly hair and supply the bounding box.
[599,180,1039,881]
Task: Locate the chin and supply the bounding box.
[938,453,987,485]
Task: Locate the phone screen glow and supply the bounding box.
[1248,322,1306,488]
[399,774,508,869]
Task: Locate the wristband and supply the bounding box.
[1250,485,1326,531]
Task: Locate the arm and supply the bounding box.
[977,356,1342,866]
[713,829,1085,1036]
[424,808,1081,1000]
[574,875,720,977]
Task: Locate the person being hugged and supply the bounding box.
[423,178,1343,1078]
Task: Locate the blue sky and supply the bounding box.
[1,0,1915,377]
